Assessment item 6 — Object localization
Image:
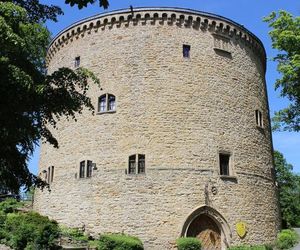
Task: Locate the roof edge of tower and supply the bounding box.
[47,7,266,72]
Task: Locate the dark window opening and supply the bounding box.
[79,161,85,178]
[108,94,116,111]
[75,56,80,68]
[79,160,94,178]
[44,170,47,182]
[183,44,191,58]
[99,95,106,112]
[128,154,146,174]
[128,155,136,174]
[219,153,230,176]
[98,94,116,113]
[138,154,145,174]
[87,160,92,178]
[51,166,54,183]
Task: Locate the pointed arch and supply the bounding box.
[181,205,232,249]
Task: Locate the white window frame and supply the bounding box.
[98,93,116,113]
[128,154,146,175]
[255,110,263,128]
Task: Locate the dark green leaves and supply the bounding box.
[264,11,300,132]
[0,2,99,193]
[274,151,300,227]
[0,211,60,249]
[3,0,64,23]
[65,0,109,9]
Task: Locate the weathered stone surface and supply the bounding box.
[0,244,12,250]
[34,8,280,250]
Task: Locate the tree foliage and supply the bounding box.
[65,0,109,9]
[264,11,300,132]
[1,0,63,22]
[0,1,99,194]
[0,211,61,250]
[274,150,300,227]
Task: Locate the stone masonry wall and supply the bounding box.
[34,8,280,249]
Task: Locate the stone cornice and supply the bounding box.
[46,7,266,71]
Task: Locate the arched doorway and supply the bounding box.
[181,206,231,250]
[186,214,221,250]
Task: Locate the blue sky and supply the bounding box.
[31,0,300,174]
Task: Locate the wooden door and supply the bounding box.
[186,214,221,250]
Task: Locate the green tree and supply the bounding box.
[0,1,99,194]
[274,150,300,227]
[65,0,109,9]
[264,11,300,132]
[1,211,61,249]
[1,0,63,22]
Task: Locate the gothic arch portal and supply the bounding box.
[181,206,232,250]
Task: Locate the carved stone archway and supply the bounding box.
[181,206,231,250]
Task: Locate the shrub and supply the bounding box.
[98,233,144,250]
[0,198,21,214]
[0,211,6,226]
[176,237,202,250]
[1,212,61,250]
[228,247,249,250]
[60,226,89,243]
[276,229,299,250]
[228,245,272,250]
[0,211,4,233]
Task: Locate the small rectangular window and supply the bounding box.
[48,167,50,183]
[87,160,92,178]
[99,95,106,112]
[128,155,136,174]
[51,166,54,183]
[219,153,230,176]
[108,94,116,111]
[138,154,145,174]
[79,161,85,178]
[255,110,263,127]
[183,44,191,58]
[75,56,80,68]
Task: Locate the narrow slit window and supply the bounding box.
[75,56,80,68]
[44,170,47,182]
[48,167,50,183]
[138,154,145,174]
[87,160,92,178]
[219,153,230,176]
[79,161,85,178]
[128,155,136,174]
[51,166,54,183]
[255,110,263,127]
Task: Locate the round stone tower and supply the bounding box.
[34,7,280,250]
